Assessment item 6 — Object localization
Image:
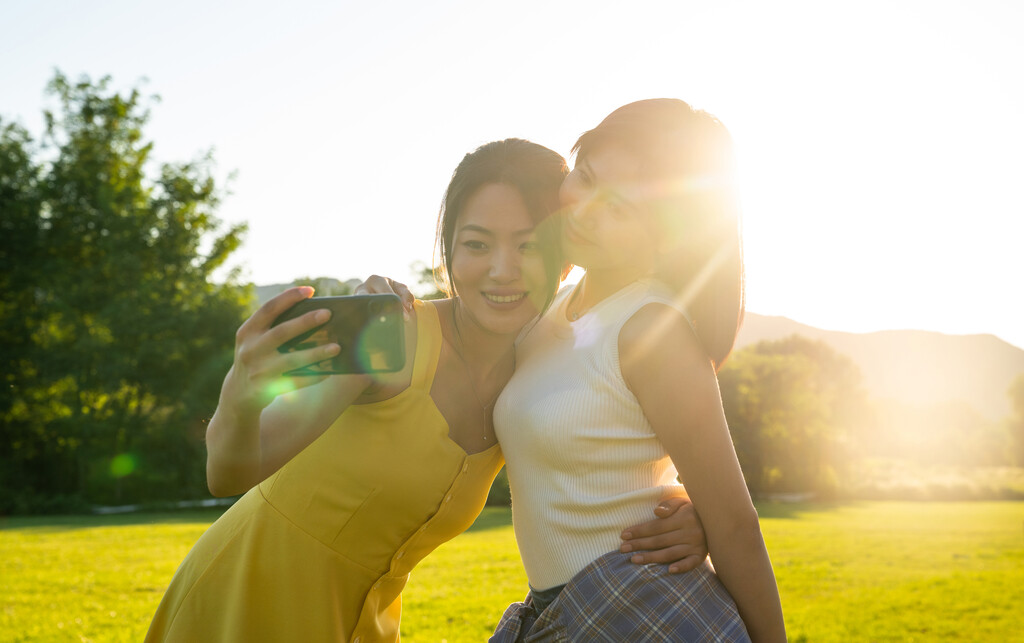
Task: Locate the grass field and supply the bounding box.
[1,502,1022,642]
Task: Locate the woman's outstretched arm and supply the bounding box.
[205,287,374,496]
[620,303,786,643]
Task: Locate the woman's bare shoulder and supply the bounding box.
[619,302,710,381]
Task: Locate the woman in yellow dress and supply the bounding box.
[145,138,707,642]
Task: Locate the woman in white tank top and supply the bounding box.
[491,100,785,642]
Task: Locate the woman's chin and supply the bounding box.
[467,298,538,336]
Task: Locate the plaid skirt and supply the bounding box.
[489,551,750,642]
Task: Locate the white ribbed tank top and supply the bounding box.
[493,278,687,590]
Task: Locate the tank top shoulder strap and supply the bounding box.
[639,279,694,321]
[410,300,443,391]
[612,279,697,335]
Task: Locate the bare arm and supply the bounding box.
[620,303,786,643]
[205,287,374,496]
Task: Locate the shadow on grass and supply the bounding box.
[5,503,508,534]
[0,507,233,533]
[5,503,512,535]
[0,500,869,535]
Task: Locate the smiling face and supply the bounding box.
[449,182,549,337]
[558,145,658,278]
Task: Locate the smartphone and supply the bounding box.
[271,294,406,375]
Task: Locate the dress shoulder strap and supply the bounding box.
[410,300,443,391]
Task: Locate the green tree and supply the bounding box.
[0,72,251,512]
[719,335,869,497]
[412,261,446,300]
[0,117,48,510]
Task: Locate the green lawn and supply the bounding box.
[1,502,1022,641]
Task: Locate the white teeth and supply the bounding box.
[484,292,527,304]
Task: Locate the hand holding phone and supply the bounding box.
[271,294,406,375]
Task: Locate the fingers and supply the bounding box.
[354,275,415,315]
[231,342,340,409]
[272,342,341,375]
[621,497,708,572]
[230,287,341,403]
[623,543,705,568]
[621,502,699,541]
[620,525,701,552]
[656,502,702,533]
[255,308,331,356]
[653,495,690,518]
[390,280,415,312]
[242,286,315,337]
[354,275,395,296]
[668,554,705,574]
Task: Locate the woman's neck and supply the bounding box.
[573,265,650,314]
[446,299,516,376]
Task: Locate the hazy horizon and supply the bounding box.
[256,276,1024,350]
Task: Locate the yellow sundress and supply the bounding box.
[146,301,504,642]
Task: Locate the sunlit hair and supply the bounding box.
[572,99,744,370]
[435,138,568,310]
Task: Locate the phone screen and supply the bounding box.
[271,294,406,375]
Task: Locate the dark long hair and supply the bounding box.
[435,138,568,310]
[572,99,744,370]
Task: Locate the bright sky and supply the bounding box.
[3,0,1022,349]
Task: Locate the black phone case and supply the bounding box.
[271,294,406,375]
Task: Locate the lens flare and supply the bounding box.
[353,320,403,373]
[109,453,138,478]
[266,377,299,399]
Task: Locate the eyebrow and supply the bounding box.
[458,224,536,236]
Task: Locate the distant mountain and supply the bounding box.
[736,313,1024,420]
[254,278,362,305]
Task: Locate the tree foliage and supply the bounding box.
[413,261,446,300]
[0,72,251,513]
[719,335,870,497]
